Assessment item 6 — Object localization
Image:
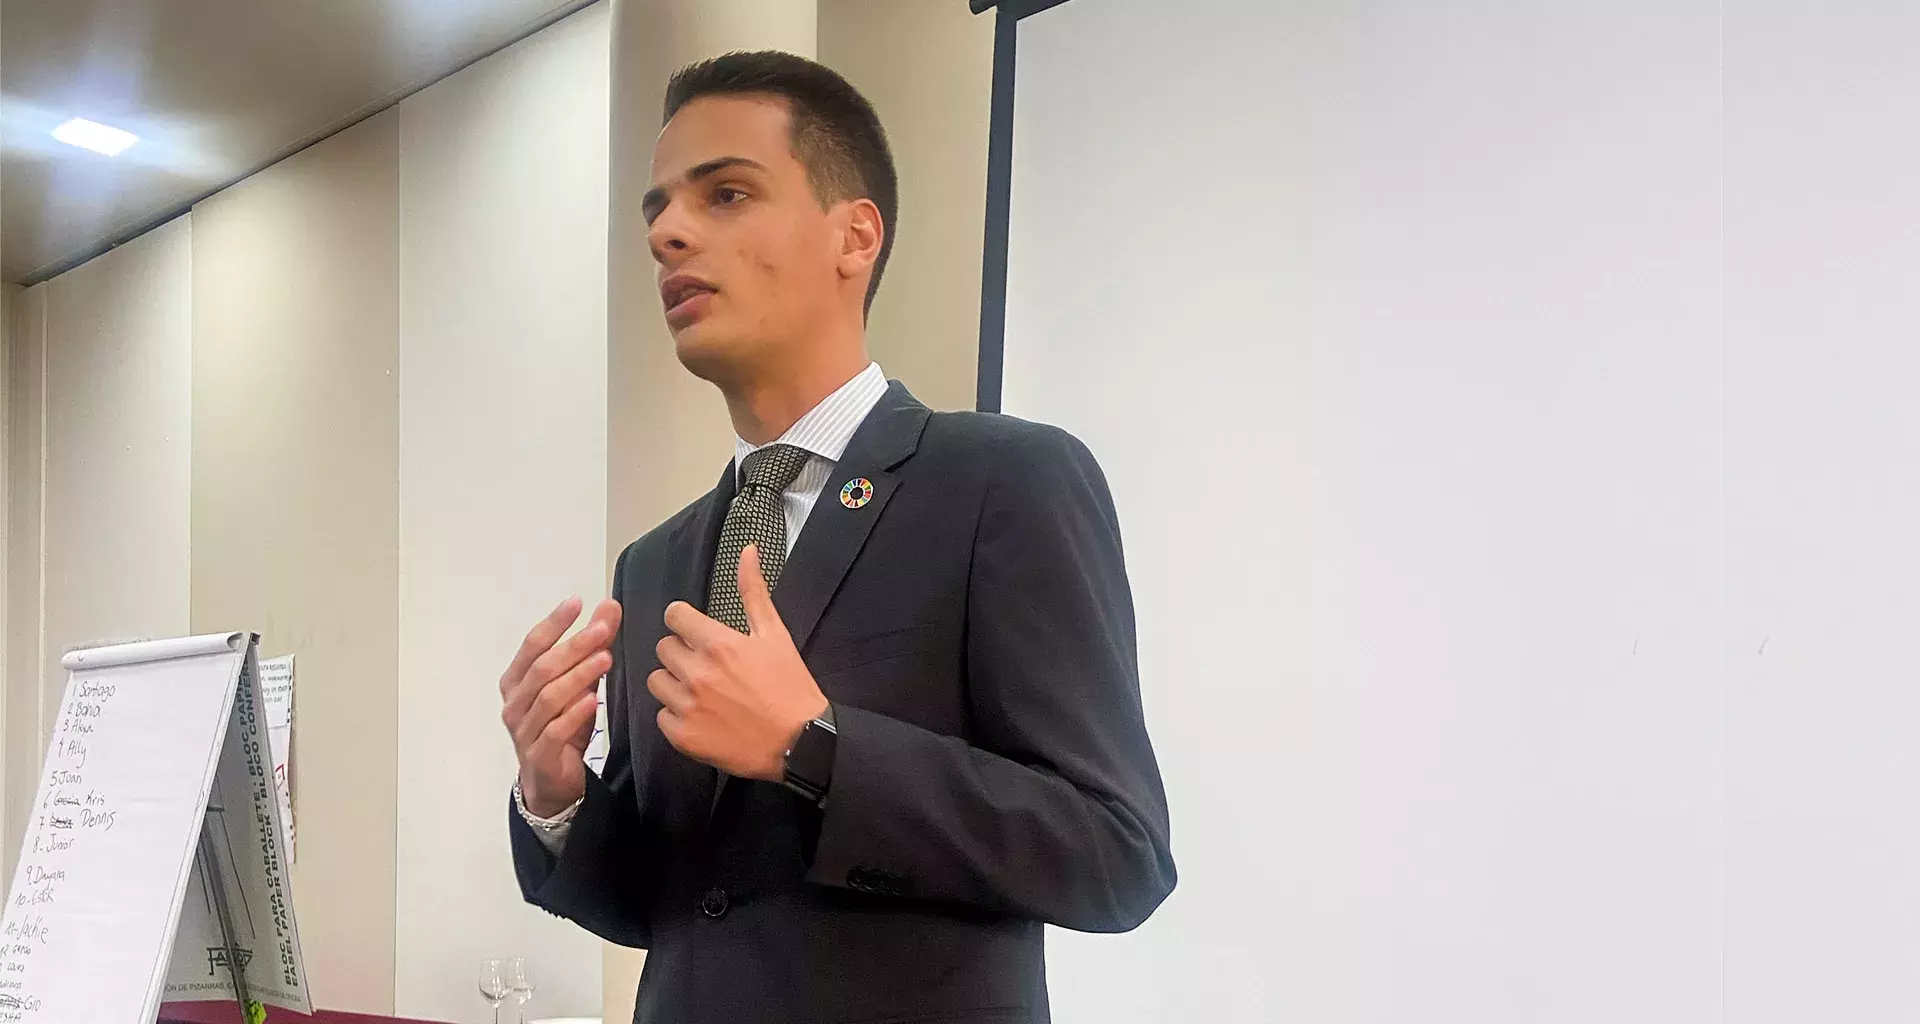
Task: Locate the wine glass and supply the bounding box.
[478,958,511,1024]
[507,957,534,1022]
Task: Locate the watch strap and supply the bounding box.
[782,712,838,805]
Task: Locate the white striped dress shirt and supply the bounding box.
[734,361,891,557]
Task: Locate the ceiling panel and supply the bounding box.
[1,0,593,282]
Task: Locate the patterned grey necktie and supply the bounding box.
[707,443,812,632]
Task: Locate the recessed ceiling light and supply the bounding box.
[52,118,139,157]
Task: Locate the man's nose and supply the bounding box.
[648,206,697,264]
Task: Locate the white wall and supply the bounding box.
[41,217,194,721]
[1002,2,1722,1021]
[1723,2,1920,1019]
[395,5,611,1020]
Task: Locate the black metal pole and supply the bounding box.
[196,813,253,1023]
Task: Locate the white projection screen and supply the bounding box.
[984,0,1920,1022]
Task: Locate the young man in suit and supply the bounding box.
[499,51,1174,1024]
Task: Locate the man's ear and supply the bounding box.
[837,197,884,284]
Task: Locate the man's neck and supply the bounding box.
[724,351,871,446]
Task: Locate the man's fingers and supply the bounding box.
[647,667,692,712]
[737,544,788,639]
[514,648,611,750]
[655,705,700,760]
[500,596,582,698]
[521,609,618,701]
[539,689,599,752]
[506,636,603,726]
[586,597,624,638]
[655,634,700,685]
[516,647,609,741]
[664,600,735,648]
[510,597,623,715]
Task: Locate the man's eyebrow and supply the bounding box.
[641,156,770,221]
[685,155,769,180]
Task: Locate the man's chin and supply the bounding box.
[672,324,741,384]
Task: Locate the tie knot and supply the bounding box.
[740,443,811,493]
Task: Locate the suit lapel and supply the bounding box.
[663,461,736,614]
[661,462,735,825]
[775,381,931,653]
[698,381,930,826]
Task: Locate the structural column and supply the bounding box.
[603,1,817,1018]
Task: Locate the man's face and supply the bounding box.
[645,95,841,382]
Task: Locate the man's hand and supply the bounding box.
[651,544,829,781]
[501,596,624,817]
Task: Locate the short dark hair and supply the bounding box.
[665,51,898,317]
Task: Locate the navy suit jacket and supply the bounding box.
[510,382,1175,1024]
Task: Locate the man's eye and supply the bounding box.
[715,186,747,205]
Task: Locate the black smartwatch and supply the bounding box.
[782,705,838,806]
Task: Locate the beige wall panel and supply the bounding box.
[15,214,191,943]
[820,0,993,412]
[0,282,12,875]
[0,283,9,867]
[189,109,402,1014]
[3,283,46,888]
[41,214,193,731]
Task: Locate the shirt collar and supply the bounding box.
[733,362,889,484]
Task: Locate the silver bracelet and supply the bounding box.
[512,780,582,832]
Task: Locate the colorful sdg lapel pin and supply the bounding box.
[840,477,875,509]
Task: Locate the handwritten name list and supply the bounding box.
[0,681,121,1021]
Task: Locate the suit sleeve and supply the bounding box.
[805,426,1177,933]
[508,548,657,948]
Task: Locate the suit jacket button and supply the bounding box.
[700,888,730,918]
